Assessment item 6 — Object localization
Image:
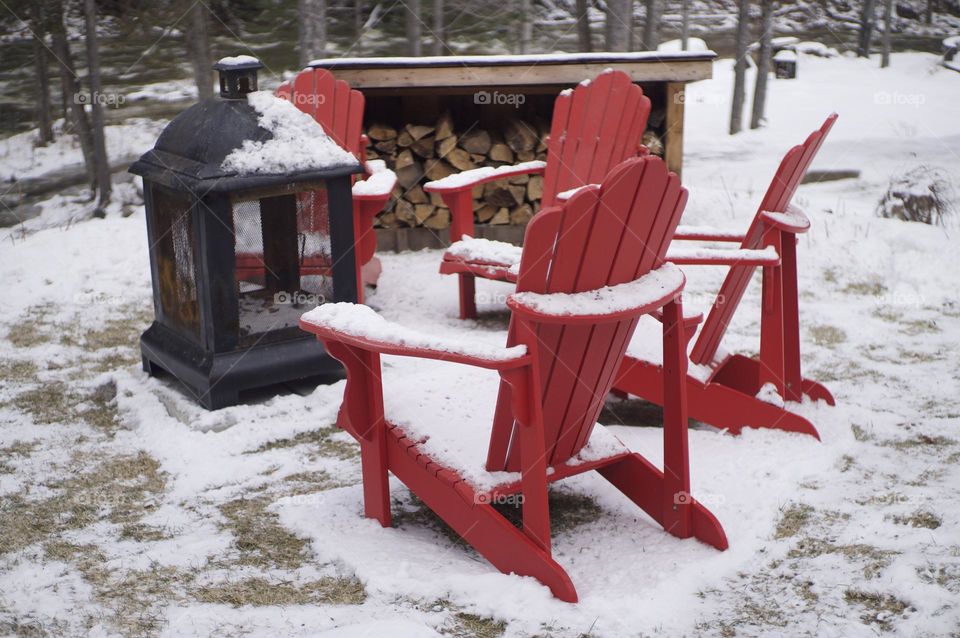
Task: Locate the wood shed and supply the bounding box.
[309,51,715,248]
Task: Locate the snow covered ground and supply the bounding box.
[1,52,959,637]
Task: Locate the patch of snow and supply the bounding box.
[446,235,522,267]
[510,263,684,317]
[221,91,358,175]
[658,37,709,52]
[216,54,260,67]
[423,160,546,191]
[352,159,397,197]
[301,302,527,362]
[666,246,779,263]
[755,382,786,408]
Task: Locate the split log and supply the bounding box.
[504,120,538,153]
[367,123,397,141]
[527,175,544,200]
[406,123,436,140]
[489,143,514,163]
[446,147,476,171]
[411,135,436,158]
[460,129,492,155]
[435,112,455,140]
[406,185,429,204]
[424,207,450,229]
[436,136,458,157]
[414,203,435,225]
[424,158,456,181]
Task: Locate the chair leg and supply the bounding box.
[360,435,392,527]
[598,454,728,550]
[458,273,477,320]
[386,434,577,602]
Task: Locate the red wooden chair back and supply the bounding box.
[276,68,366,160]
[690,114,837,365]
[540,70,652,208]
[485,156,687,472]
[274,69,369,273]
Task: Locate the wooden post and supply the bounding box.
[664,82,685,179]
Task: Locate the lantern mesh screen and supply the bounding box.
[151,184,200,340]
[231,190,333,342]
[296,188,334,300]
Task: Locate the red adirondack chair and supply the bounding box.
[613,114,839,439]
[425,69,652,319]
[234,67,395,303]
[300,156,727,602]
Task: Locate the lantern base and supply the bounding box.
[140,323,342,410]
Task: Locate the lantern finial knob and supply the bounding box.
[213,55,263,99]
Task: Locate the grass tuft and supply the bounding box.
[193,576,365,607]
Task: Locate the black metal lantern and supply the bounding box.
[130,56,363,409]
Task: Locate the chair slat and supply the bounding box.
[489,157,686,471]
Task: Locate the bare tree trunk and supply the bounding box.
[729,0,750,135]
[606,0,631,52]
[750,0,773,129]
[680,0,689,50]
[925,0,933,23]
[406,0,422,56]
[431,0,444,55]
[49,0,95,192]
[354,0,363,54]
[31,2,54,146]
[185,1,213,99]
[519,0,533,54]
[84,0,110,214]
[857,0,876,58]
[298,0,327,67]
[642,0,661,50]
[881,0,893,68]
[576,0,593,52]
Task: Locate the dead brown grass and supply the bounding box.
[774,504,814,539]
[843,589,912,630]
[218,497,310,570]
[193,576,365,607]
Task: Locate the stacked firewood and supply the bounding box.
[364,112,550,230]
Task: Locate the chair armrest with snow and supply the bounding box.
[352,160,397,201]
[506,263,686,325]
[300,303,529,370]
[424,161,547,241]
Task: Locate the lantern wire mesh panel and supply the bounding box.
[151,184,200,340]
[231,189,334,343]
[296,188,334,301]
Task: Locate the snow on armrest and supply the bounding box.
[300,303,527,365]
[760,204,810,233]
[556,184,599,202]
[674,224,747,242]
[445,235,522,267]
[666,245,780,266]
[424,161,546,193]
[352,160,397,199]
[507,263,685,324]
